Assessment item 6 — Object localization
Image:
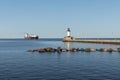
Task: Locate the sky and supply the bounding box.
[0,0,120,38]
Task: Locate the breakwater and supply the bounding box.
[28,47,120,53]
[63,39,120,44]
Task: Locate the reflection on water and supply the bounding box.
[64,42,70,49]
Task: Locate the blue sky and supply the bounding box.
[0,0,120,38]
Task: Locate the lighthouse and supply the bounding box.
[67,28,71,37]
[63,28,75,41]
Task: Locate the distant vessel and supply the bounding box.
[24,33,39,39]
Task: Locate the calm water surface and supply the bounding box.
[0,39,120,80]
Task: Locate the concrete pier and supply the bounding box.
[63,39,120,44]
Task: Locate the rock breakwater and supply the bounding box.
[28,47,120,53]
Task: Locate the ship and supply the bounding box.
[24,33,39,39]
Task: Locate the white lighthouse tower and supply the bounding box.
[63,28,75,41]
[67,28,71,37]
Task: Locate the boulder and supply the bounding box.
[38,48,45,52]
[79,48,85,51]
[85,48,96,52]
[70,48,77,52]
[106,48,113,52]
[62,48,68,52]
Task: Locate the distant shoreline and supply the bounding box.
[0,38,120,40]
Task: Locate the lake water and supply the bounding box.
[0,39,120,80]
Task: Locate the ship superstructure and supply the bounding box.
[24,33,39,39]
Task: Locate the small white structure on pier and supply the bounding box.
[63,28,75,42]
